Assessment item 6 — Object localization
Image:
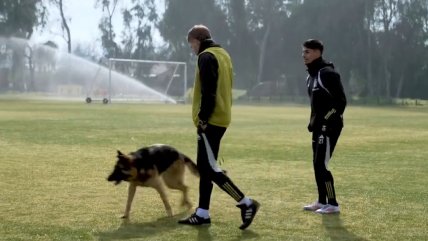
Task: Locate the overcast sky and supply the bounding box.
[32,1,164,53]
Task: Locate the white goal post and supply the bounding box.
[107,58,187,103]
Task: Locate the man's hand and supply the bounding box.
[321,124,330,136]
[197,119,208,133]
[307,124,313,132]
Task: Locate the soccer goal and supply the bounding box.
[106,58,187,104]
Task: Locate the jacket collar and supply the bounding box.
[306,57,326,76]
[198,39,220,54]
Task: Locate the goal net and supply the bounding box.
[102,58,187,104]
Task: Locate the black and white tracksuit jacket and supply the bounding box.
[306,57,347,134]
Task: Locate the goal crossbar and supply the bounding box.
[109,58,186,65]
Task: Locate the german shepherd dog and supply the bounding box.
[107,144,199,219]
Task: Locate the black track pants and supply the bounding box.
[312,128,342,206]
[197,124,245,210]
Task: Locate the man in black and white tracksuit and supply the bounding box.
[301,39,347,214]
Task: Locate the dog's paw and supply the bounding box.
[121,215,129,219]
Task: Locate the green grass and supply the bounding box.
[0,99,427,241]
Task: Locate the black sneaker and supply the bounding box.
[178,213,211,225]
[236,199,260,230]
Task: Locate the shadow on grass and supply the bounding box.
[195,225,212,241]
[322,214,367,241]
[96,215,182,241]
[195,225,260,241]
[96,214,260,241]
[231,229,260,241]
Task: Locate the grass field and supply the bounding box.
[0,99,427,241]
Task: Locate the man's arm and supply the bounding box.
[315,70,347,134]
[321,70,347,117]
[198,52,219,122]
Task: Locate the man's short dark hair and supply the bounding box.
[303,39,324,54]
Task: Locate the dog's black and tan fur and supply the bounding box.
[107,144,198,219]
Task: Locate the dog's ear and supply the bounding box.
[117,150,124,157]
[117,150,132,164]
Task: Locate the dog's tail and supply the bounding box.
[182,154,199,177]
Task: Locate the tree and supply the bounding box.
[0,0,48,92]
[57,0,71,53]
[123,0,158,60]
[373,0,399,99]
[120,0,158,79]
[159,0,230,60]
[245,0,285,86]
[96,0,119,58]
[73,42,99,62]
[283,0,369,97]
[0,0,47,38]
[46,0,71,53]
[218,0,299,91]
[159,0,229,89]
[362,0,377,98]
[121,7,134,59]
[391,0,428,98]
[220,0,258,89]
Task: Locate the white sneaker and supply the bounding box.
[315,204,340,214]
[303,202,326,211]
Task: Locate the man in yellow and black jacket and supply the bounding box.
[302,39,347,214]
[178,25,259,230]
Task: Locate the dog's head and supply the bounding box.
[107,150,138,185]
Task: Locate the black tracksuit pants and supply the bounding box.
[197,124,245,210]
[312,128,342,206]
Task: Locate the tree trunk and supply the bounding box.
[26,45,35,92]
[384,58,391,99]
[395,72,404,99]
[58,0,71,53]
[256,23,271,84]
[367,35,374,97]
[365,1,374,97]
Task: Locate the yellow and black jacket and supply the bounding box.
[192,40,233,128]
